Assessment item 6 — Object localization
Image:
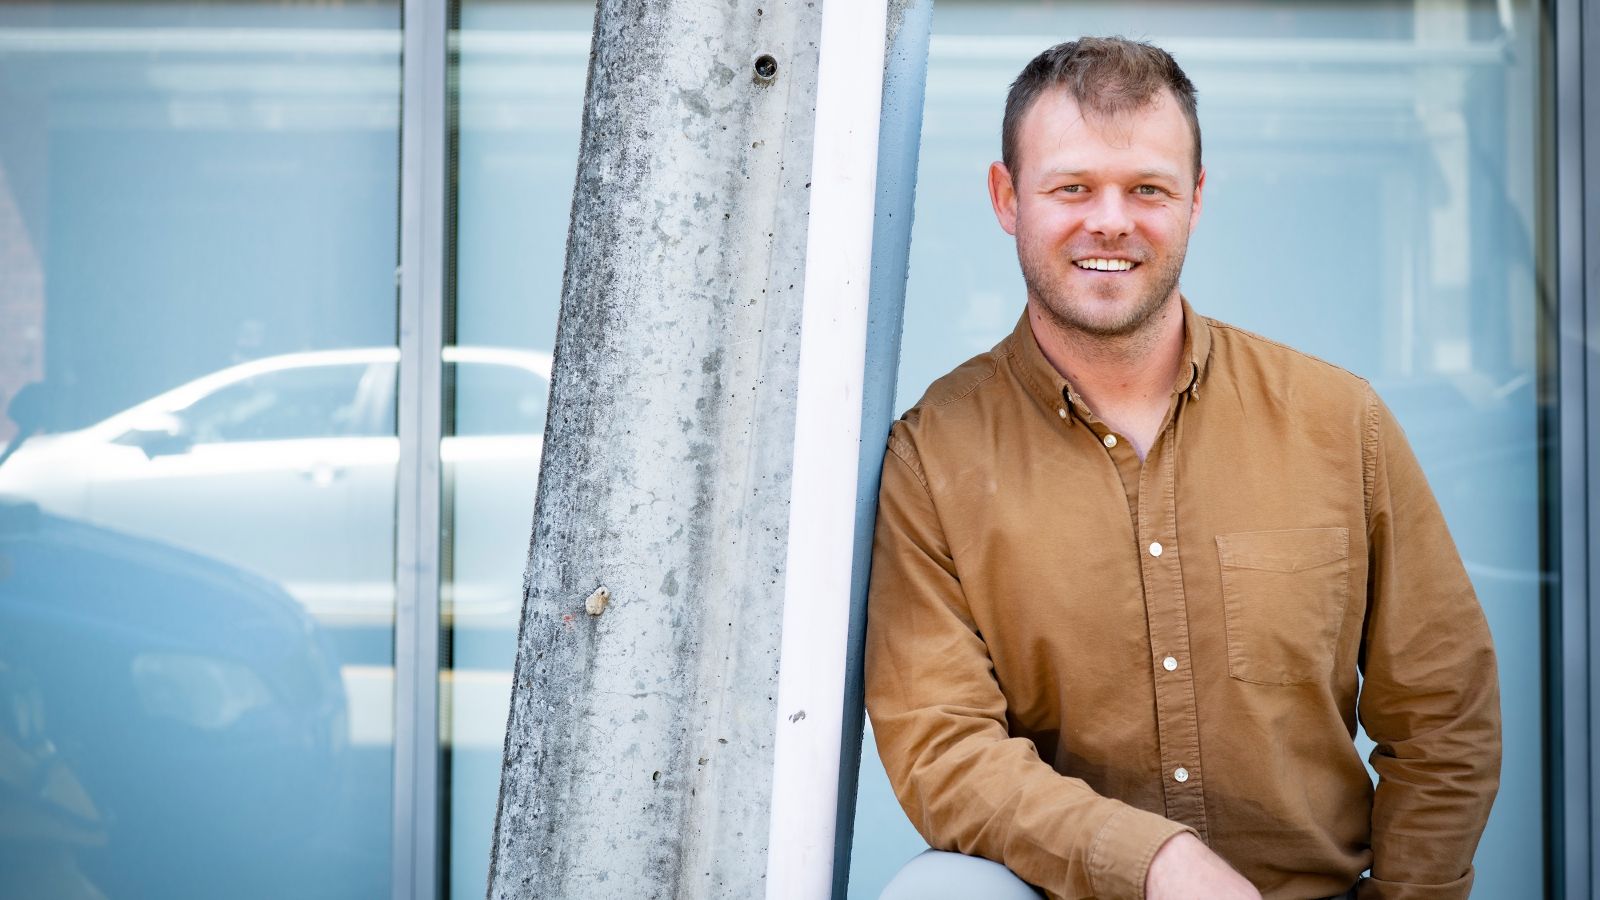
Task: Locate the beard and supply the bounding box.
[1018,236,1188,340]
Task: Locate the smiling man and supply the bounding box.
[865,38,1500,900]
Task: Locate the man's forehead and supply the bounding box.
[1039,164,1186,182]
[1015,86,1193,174]
[1023,86,1181,140]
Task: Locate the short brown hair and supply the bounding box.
[1002,37,1201,183]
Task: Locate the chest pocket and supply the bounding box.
[1216,527,1350,685]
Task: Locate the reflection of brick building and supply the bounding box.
[0,163,43,443]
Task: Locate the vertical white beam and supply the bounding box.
[831,1,933,893]
[765,0,889,896]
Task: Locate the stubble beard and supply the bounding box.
[1020,240,1188,345]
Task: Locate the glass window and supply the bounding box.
[449,357,552,437]
[853,1,1549,896]
[0,2,402,896]
[442,3,590,898]
[177,362,378,443]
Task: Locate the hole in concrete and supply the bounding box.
[753,54,778,82]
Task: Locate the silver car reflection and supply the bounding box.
[0,346,551,629]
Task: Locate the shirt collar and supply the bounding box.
[1004,296,1214,424]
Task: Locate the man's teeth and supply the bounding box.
[1075,258,1135,272]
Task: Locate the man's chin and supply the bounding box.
[1037,297,1156,339]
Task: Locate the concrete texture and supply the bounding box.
[486,1,823,897]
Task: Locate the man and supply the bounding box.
[864,37,1500,900]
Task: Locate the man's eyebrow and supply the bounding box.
[1038,168,1182,181]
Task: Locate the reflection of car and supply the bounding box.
[0,346,551,629]
[0,499,370,899]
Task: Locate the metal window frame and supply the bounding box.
[1583,0,1599,891]
[395,0,449,897]
[1586,0,1600,888]
[1553,0,1595,896]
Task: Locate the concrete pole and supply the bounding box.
[485,2,822,897]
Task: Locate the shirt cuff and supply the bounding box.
[1085,804,1196,900]
[1357,868,1473,900]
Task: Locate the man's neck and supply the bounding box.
[1028,294,1186,458]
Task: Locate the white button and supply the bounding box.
[1102,433,1118,448]
[1162,656,1178,672]
[1058,407,1068,419]
[1173,767,1189,783]
[1149,542,1164,557]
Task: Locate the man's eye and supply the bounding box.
[1059,185,1085,194]
[1135,185,1163,196]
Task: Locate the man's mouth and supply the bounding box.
[1074,258,1137,272]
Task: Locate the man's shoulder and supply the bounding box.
[886,343,1011,463]
[1204,316,1374,407]
[911,348,1005,411]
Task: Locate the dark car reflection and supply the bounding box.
[0,497,385,899]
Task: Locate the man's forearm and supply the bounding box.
[1358,392,1502,895]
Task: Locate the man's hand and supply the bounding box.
[1144,833,1261,900]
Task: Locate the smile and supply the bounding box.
[1074,258,1137,272]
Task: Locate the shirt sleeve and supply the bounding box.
[1357,389,1502,900]
[864,431,1192,900]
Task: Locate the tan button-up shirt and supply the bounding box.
[864,303,1500,900]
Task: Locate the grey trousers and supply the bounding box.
[878,851,1042,899]
[878,850,1361,899]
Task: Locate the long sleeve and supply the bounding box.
[1357,391,1502,899]
[864,434,1192,900]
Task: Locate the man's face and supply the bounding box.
[988,87,1204,339]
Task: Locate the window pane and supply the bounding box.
[854,1,1548,895]
[442,3,590,898]
[449,355,552,438]
[178,362,379,443]
[0,3,401,896]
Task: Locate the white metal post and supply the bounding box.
[764,0,890,896]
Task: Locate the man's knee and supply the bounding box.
[878,850,1044,900]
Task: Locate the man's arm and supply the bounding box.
[865,433,1198,899]
[1357,391,1502,899]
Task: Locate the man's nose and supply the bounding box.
[1082,192,1134,238]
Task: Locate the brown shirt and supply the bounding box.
[864,303,1500,900]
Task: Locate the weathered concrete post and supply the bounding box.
[486,1,824,897]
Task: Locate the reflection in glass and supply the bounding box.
[444,3,591,897]
[0,2,401,896]
[853,1,1548,896]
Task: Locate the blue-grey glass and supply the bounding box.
[853,1,1546,896]
[0,3,400,896]
[445,4,591,898]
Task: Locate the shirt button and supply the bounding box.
[1149,541,1164,557]
[1058,407,1067,419]
[1162,656,1178,671]
[1102,433,1118,448]
[1173,767,1189,783]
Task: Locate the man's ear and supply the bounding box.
[988,161,1019,236]
[1189,166,1206,230]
